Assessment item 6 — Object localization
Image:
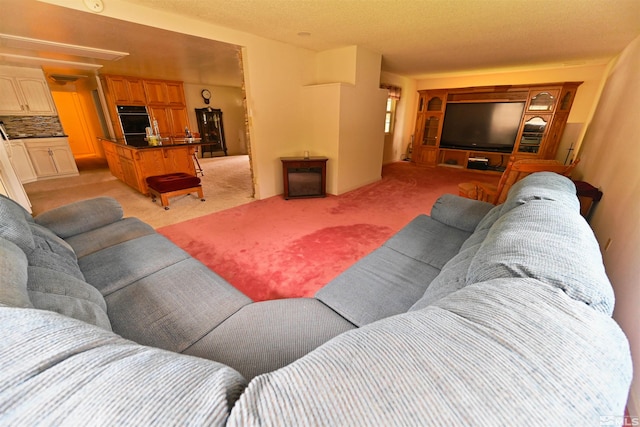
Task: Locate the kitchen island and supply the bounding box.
[100,138,202,195]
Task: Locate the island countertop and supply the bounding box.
[98,137,205,149]
[99,138,200,195]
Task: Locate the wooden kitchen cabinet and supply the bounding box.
[0,65,57,116]
[100,138,197,194]
[143,80,186,106]
[103,75,146,105]
[143,80,168,105]
[148,105,171,137]
[24,138,79,179]
[102,139,123,180]
[148,105,191,139]
[7,140,37,184]
[169,106,190,136]
[165,82,186,105]
[101,74,190,143]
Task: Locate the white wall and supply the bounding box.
[302,46,387,195]
[573,35,640,416]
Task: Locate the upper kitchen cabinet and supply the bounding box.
[102,75,146,105]
[0,65,57,116]
[101,74,190,141]
[143,79,186,106]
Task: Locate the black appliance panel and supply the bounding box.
[117,105,151,146]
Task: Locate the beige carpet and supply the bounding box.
[24,155,255,229]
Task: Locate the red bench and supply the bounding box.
[146,173,205,210]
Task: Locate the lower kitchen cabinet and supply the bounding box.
[7,140,37,184]
[100,138,197,194]
[24,138,79,180]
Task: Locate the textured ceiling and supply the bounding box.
[1,0,638,87]
[122,0,640,76]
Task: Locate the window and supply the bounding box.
[380,84,401,134]
[384,97,396,134]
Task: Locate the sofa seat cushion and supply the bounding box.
[0,238,32,308]
[105,258,251,353]
[317,214,471,326]
[228,278,631,426]
[316,246,442,326]
[383,214,473,269]
[27,266,111,330]
[408,206,498,311]
[65,217,155,258]
[184,298,356,380]
[0,306,246,425]
[78,234,193,296]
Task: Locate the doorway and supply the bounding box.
[51,89,105,161]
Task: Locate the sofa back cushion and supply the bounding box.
[27,222,85,281]
[0,306,246,425]
[34,197,123,239]
[467,196,614,314]
[0,238,32,308]
[27,266,111,330]
[411,172,612,312]
[498,171,579,216]
[0,194,35,253]
[430,194,494,232]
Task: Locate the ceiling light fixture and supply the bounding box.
[0,53,103,70]
[0,33,128,61]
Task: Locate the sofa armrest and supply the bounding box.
[430,194,494,232]
[34,197,124,238]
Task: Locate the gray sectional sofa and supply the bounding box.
[0,172,632,426]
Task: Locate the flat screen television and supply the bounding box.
[440,102,525,153]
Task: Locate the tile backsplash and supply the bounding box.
[0,115,65,138]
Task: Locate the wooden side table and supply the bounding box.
[281,157,328,199]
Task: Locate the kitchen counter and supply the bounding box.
[10,134,68,139]
[100,138,199,195]
[99,137,203,149]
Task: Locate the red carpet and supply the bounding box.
[158,162,498,301]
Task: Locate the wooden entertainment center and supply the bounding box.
[412,82,582,172]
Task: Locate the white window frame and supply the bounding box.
[384,97,397,134]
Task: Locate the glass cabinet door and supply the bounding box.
[518,115,549,154]
[527,90,559,112]
[195,108,227,156]
[422,114,441,146]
